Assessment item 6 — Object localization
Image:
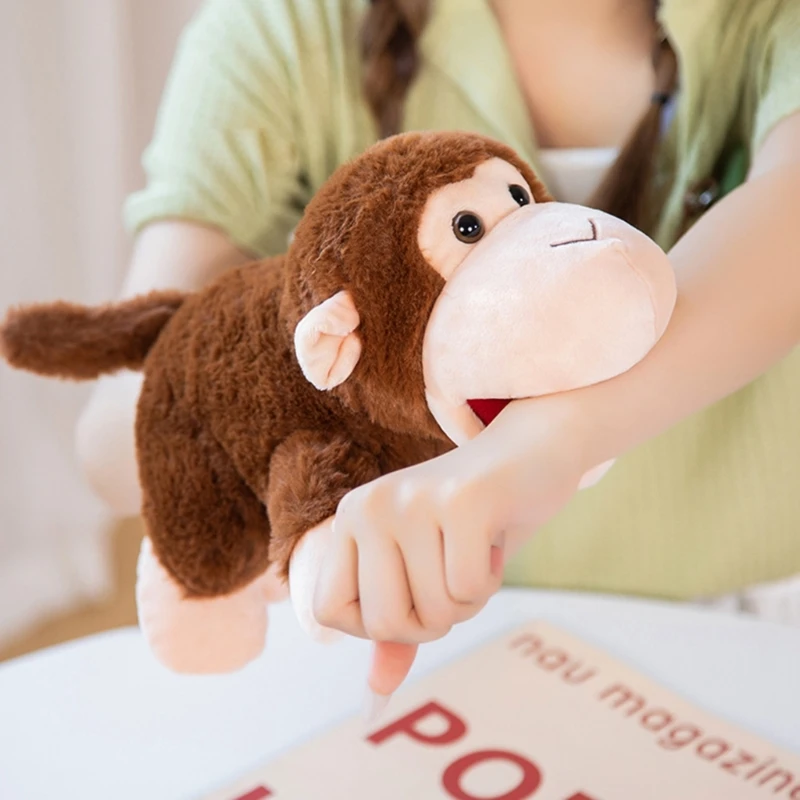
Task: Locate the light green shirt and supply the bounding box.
[126,0,800,600]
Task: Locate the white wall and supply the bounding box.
[0,0,201,644]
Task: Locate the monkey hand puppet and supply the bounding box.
[0,132,676,675]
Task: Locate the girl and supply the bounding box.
[77,0,800,697]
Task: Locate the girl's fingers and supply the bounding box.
[397,523,480,632]
[442,502,500,605]
[357,535,428,643]
[491,531,507,579]
[368,641,419,698]
[312,531,366,638]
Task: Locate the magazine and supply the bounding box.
[203,621,800,799]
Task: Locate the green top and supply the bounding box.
[126,0,800,600]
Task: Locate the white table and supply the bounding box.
[1,589,799,800]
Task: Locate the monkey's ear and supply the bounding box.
[294,290,362,390]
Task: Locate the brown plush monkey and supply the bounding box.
[0,132,676,673]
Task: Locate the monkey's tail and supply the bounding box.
[0,290,187,380]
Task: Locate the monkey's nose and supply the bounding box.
[549,218,599,248]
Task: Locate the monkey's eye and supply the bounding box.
[452,211,484,244]
[509,184,530,206]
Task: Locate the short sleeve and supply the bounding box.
[750,1,800,154]
[124,0,306,257]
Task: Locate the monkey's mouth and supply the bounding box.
[466,398,512,427]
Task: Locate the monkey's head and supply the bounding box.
[284,131,676,443]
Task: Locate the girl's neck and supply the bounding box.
[489,0,656,38]
[489,0,660,149]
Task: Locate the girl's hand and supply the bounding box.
[307,397,589,697]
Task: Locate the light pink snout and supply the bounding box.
[423,202,677,420]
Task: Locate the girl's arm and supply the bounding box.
[310,111,800,701]
[506,110,800,479]
[119,221,253,298]
[76,221,252,515]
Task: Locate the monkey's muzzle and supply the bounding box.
[422,202,677,444]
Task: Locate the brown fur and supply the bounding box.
[0,292,185,379]
[0,131,548,597]
[361,0,430,138]
[281,131,549,438]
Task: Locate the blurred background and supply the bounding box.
[0,0,202,662]
[2,0,799,666]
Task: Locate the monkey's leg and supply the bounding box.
[266,430,382,571]
[136,537,286,673]
[135,418,284,674]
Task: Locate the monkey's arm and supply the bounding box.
[266,430,382,578]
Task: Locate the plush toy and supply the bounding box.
[0,131,676,674]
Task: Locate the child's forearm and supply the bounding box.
[506,117,800,470]
[573,156,800,466]
[121,221,253,297]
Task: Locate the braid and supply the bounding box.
[361,0,431,139]
[360,1,678,233]
[590,4,679,232]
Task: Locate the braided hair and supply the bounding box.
[359,0,678,232]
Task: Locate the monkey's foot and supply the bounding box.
[136,537,285,674]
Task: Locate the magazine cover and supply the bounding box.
[203,621,800,799]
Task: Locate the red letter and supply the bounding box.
[566,795,599,800]
[233,788,272,800]
[640,709,674,733]
[537,649,568,671]
[368,701,467,746]
[696,738,731,761]
[509,634,543,655]
[442,750,542,800]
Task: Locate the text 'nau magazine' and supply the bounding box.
[202,621,800,799]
